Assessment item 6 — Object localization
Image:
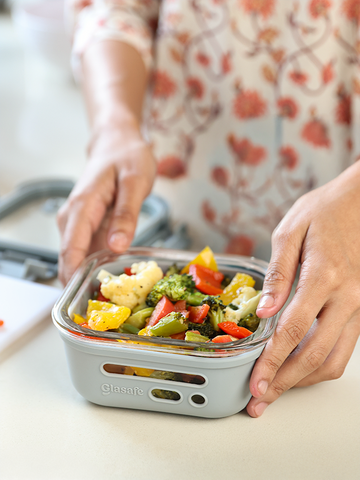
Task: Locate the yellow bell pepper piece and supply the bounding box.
[181,246,218,274]
[73,313,87,325]
[219,273,256,305]
[138,326,154,336]
[132,367,155,377]
[87,300,131,331]
[86,300,115,317]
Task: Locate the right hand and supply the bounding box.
[57,123,157,285]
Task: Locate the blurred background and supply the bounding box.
[0,4,188,281]
[0,0,87,196]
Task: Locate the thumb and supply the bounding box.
[256,226,304,318]
[108,174,151,253]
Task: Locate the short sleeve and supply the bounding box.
[65,0,160,77]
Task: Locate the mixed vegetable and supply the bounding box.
[73,247,263,344]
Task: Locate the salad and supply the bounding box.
[73,247,263,344]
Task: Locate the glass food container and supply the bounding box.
[52,247,278,418]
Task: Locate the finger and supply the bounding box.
[295,314,360,387]
[250,261,331,398]
[247,300,353,417]
[256,215,308,319]
[58,195,107,284]
[108,173,152,252]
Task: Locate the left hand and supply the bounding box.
[246,161,360,418]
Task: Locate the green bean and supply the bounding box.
[120,323,140,334]
[185,331,209,343]
[132,302,148,314]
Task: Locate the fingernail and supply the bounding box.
[109,232,129,250]
[257,294,275,309]
[254,402,268,417]
[257,380,268,396]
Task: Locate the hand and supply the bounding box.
[246,161,360,417]
[57,123,157,285]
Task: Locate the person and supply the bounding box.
[58,0,360,417]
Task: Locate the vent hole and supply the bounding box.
[191,394,206,405]
[151,389,181,401]
[102,364,205,385]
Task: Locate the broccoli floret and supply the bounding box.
[188,321,217,339]
[201,296,226,332]
[186,290,207,306]
[146,274,196,306]
[238,313,260,332]
[165,263,181,277]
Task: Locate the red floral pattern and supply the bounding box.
[152,71,177,99]
[241,0,275,19]
[309,0,332,18]
[196,52,211,67]
[279,146,299,170]
[336,84,352,124]
[157,156,186,178]
[211,167,229,188]
[233,90,267,119]
[202,200,216,223]
[221,52,232,74]
[186,77,205,99]
[228,134,267,166]
[302,115,331,148]
[225,235,255,256]
[289,70,308,85]
[68,0,358,257]
[341,0,360,22]
[322,62,334,84]
[277,97,298,119]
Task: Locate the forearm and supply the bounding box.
[82,39,149,135]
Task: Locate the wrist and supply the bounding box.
[87,114,148,162]
[93,108,141,137]
[89,112,143,149]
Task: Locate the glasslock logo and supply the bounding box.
[101,383,144,396]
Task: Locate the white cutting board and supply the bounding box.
[0,274,62,353]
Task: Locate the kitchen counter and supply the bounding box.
[1,9,360,480]
[1,318,360,480]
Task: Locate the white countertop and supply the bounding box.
[1,319,360,480]
[1,9,360,480]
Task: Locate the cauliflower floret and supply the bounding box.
[224,291,262,323]
[231,287,257,306]
[96,261,163,309]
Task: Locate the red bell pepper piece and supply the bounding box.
[173,301,189,318]
[70,324,105,341]
[97,291,110,302]
[218,322,253,339]
[189,264,224,295]
[124,267,134,276]
[97,283,110,302]
[187,304,210,323]
[211,335,234,343]
[147,296,174,327]
[170,331,186,340]
[173,300,187,312]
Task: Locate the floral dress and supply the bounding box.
[67,0,360,261]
